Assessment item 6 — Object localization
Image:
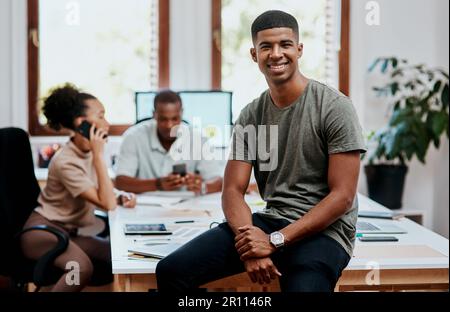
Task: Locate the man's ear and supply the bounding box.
[297,43,304,59]
[250,48,258,63]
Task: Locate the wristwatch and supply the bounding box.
[200,182,207,195]
[269,231,285,248]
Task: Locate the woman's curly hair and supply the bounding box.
[42,83,96,131]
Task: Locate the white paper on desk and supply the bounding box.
[136,196,185,206]
[146,191,196,198]
[133,227,207,246]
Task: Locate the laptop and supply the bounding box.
[356,220,407,234]
[128,243,183,259]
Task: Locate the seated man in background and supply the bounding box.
[115,90,223,194]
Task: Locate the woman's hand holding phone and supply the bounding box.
[89,123,108,157]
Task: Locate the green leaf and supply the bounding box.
[435,112,448,137]
[381,59,389,73]
[433,81,442,94]
[442,84,449,108]
[384,129,401,160]
[404,145,415,161]
[368,58,381,72]
[439,70,449,79]
[433,137,441,149]
[391,83,399,95]
[415,123,430,164]
[427,111,448,138]
[392,58,398,69]
[390,107,412,126]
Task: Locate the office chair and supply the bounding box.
[0,128,111,291]
[135,117,190,126]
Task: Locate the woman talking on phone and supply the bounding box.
[21,83,136,292]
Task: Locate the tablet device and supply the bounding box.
[124,223,172,235]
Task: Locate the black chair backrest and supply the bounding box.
[135,117,190,126]
[0,128,41,275]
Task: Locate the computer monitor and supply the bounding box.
[135,91,233,147]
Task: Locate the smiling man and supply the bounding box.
[156,10,366,292]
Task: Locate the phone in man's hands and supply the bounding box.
[172,163,187,177]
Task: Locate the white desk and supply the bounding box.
[109,193,449,292]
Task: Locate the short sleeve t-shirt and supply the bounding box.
[115,120,224,181]
[230,80,367,256]
[35,140,98,230]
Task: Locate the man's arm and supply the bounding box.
[115,174,185,194]
[279,151,361,245]
[115,175,158,194]
[221,160,254,236]
[205,177,223,194]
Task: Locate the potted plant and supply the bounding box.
[365,57,449,209]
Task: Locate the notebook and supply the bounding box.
[128,243,183,259]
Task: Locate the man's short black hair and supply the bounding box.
[154,90,182,110]
[251,10,299,41]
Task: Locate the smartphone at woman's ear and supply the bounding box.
[77,120,93,139]
[76,120,108,140]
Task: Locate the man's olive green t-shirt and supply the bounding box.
[230,80,367,256]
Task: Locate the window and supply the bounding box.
[28,0,170,135]
[212,0,349,121]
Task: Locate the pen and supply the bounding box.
[175,220,195,224]
[176,198,193,204]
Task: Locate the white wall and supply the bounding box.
[0,0,28,130]
[0,0,12,126]
[351,0,449,236]
[170,0,212,90]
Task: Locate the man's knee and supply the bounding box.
[156,253,184,280]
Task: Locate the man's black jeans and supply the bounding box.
[156,213,351,292]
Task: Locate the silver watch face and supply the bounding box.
[270,232,284,247]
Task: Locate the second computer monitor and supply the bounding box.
[135,91,233,148]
